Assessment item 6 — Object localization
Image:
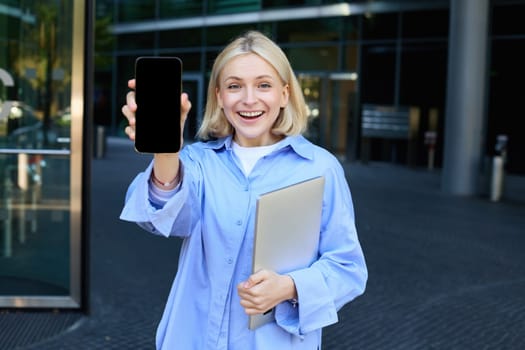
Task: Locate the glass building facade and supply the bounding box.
[1,0,521,311]
[1,0,520,311]
[0,0,90,308]
[95,0,525,176]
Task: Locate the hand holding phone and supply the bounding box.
[134,56,183,153]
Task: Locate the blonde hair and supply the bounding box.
[197,30,308,140]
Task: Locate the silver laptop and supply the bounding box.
[249,176,325,330]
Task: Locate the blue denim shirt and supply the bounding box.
[120,135,367,350]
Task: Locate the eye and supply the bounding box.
[258,82,272,89]
[227,83,241,90]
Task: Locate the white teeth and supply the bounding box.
[239,111,263,118]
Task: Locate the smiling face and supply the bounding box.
[216,53,289,147]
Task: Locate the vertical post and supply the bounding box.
[442,0,490,195]
[17,153,28,243]
[30,156,42,233]
[425,131,437,170]
[490,156,504,201]
[490,134,508,202]
[407,107,420,167]
[3,179,12,258]
[95,125,106,158]
[425,108,439,170]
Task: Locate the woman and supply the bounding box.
[120,30,367,350]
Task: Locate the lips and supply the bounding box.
[238,111,264,119]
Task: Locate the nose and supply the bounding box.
[242,86,257,105]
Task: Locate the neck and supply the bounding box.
[233,134,284,147]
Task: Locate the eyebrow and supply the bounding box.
[223,74,275,81]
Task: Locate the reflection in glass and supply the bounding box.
[287,46,339,71]
[1,2,73,149]
[0,0,73,298]
[299,74,358,158]
[159,0,203,18]
[300,75,322,145]
[0,152,70,295]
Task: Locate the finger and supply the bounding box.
[121,105,136,126]
[240,303,263,315]
[240,296,272,315]
[128,79,136,89]
[237,280,259,293]
[243,270,268,289]
[124,125,135,141]
[181,93,192,122]
[237,282,250,298]
[126,90,137,112]
[239,293,262,310]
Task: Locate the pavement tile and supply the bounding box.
[2,138,524,349]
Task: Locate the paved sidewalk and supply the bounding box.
[2,137,525,349]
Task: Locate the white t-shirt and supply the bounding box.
[232,141,280,176]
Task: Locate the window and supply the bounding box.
[116,0,155,22]
[402,10,449,39]
[492,4,525,36]
[159,28,203,48]
[207,0,260,14]
[159,0,204,18]
[277,18,341,43]
[362,13,398,40]
[286,46,339,71]
[360,44,396,104]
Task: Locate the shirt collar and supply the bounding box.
[202,135,314,160]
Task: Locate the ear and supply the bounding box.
[216,87,223,108]
[280,84,290,108]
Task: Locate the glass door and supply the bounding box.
[181,72,204,142]
[0,0,87,308]
[299,73,359,160]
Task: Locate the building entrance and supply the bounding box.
[299,73,359,161]
[0,0,88,308]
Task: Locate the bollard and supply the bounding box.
[3,183,12,258]
[95,125,106,158]
[490,134,508,202]
[490,155,504,202]
[424,131,437,170]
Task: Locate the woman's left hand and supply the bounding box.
[237,269,297,315]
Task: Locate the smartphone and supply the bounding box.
[134,56,183,153]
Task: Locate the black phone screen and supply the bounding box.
[134,56,182,153]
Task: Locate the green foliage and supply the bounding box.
[94,16,115,70]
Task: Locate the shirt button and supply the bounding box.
[227,258,233,264]
[236,220,242,226]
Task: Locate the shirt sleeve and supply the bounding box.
[274,162,368,335]
[119,160,198,238]
[148,166,183,209]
